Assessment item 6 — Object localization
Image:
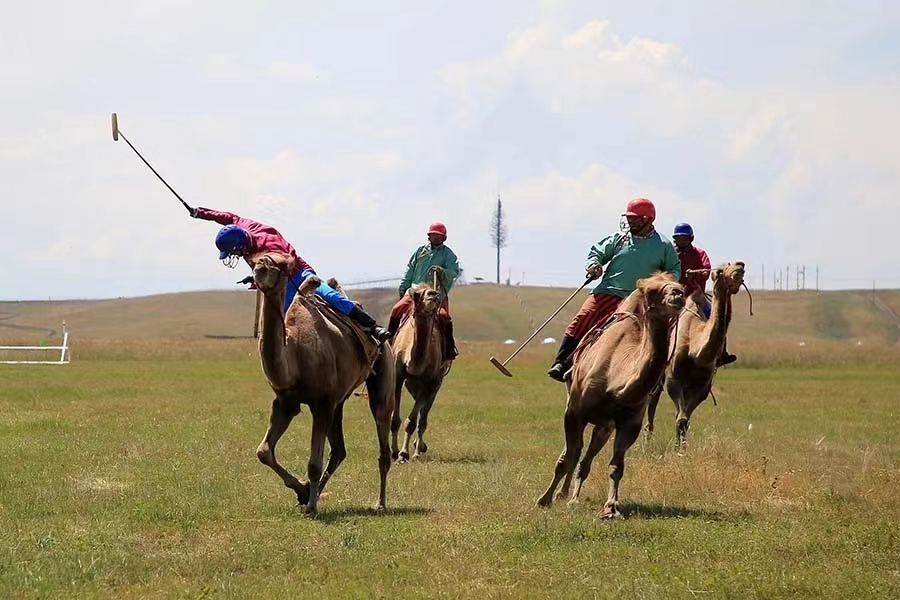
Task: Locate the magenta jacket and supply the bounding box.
[676,244,711,298]
[195,207,313,276]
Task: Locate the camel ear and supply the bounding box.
[411,288,423,305]
[711,267,724,281]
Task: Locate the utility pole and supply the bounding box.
[761,263,765,290]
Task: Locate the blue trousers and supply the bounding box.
[283,270,356,315]
[701,302,711,318]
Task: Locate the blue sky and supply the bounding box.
[3,0,899,299]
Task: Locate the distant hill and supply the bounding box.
[1,286,899,346]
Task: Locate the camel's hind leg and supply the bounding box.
[316,402,347,495]
[601,417,643,520]
[568,421,614,505]
[303,406,335,515]
[368,346,396,511]
[537,409,585,508]
[256,395,309,504]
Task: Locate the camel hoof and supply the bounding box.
[301,504,318,517]
[566,497,580,508]
[373,503,387,514]
[397,451,410,463]
[536,495,553,508]
[391,450,399,461]
[600,505,623,520]
[292,481,311,506]
[416,442,428,455]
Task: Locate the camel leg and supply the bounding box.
[316,402,347,495]
[645,376,665,437]
[391,371,405,461]
[537,410,585,508]
[367,358,395,512]
[303,407,334,515]
[601,419,643,520]
[256,396,309,504]
[398,379,427,462]
[568,421,614,506]
[398,397,422,463]
[414,385,440,458]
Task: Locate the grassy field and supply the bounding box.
[3,286,900,345]
[2,336,900,598]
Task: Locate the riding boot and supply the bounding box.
[716,336,738,366]
[547,335,579,382]
[348,306,391,343]
[387,315,402,342]
[443,319,458,360]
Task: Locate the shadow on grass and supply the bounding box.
[578,499,749,522]
[417,453,491,465]
[314,505,434,524]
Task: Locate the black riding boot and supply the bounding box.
[443,319,458,360]
[348,306,391,343]
[716,336,737,366]
[547,335,579,382]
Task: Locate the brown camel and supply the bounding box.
[251,253,395,514]
[537,273,685,518]
[390,282,452,462]
[646,261,746,447]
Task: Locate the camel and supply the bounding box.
[390,282,452,462]
[251,253,395,514]
[646,261,746,448]
[537,273,685,518]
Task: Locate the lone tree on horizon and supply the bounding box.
[490,194,508,285]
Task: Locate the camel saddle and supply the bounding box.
[299,294,382,373]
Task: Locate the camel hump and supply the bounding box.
[326,277,344,294]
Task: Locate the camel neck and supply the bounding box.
[697,285,732,364]
[258,288,298,389]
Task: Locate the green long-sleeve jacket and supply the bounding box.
[399,243,460,297]
[586,230,681,297]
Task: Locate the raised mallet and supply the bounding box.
[489,275,595,377]
[111,113,193,214]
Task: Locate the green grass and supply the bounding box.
[1,342,899,598]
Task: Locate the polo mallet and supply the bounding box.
[489,275,595,377]
[111,113,193,215]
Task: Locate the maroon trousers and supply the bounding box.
[564,293,624,340]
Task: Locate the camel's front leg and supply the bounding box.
[645,376,665,437]
[537,410,585,508]
[568,421,614,506]
[414,387,440,458]
[316,403,347,496]
[398,395,424,463]
[390,371,405,461]
[601,420,643,520]
[303,408,334,515]
[256,396,308,503]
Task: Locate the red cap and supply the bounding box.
[428,222,447,237]
[624,198,656,221]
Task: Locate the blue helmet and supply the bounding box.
[673,222,694,238]
[215,225,250,259]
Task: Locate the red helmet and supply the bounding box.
[624,198,656,222]
[428,222,447,238]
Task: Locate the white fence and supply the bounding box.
[0,322,71,365]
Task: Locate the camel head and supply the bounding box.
[408,283,441,317]
[636,272,685,318]
[251,253,295,294]
[711,261,745,296]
